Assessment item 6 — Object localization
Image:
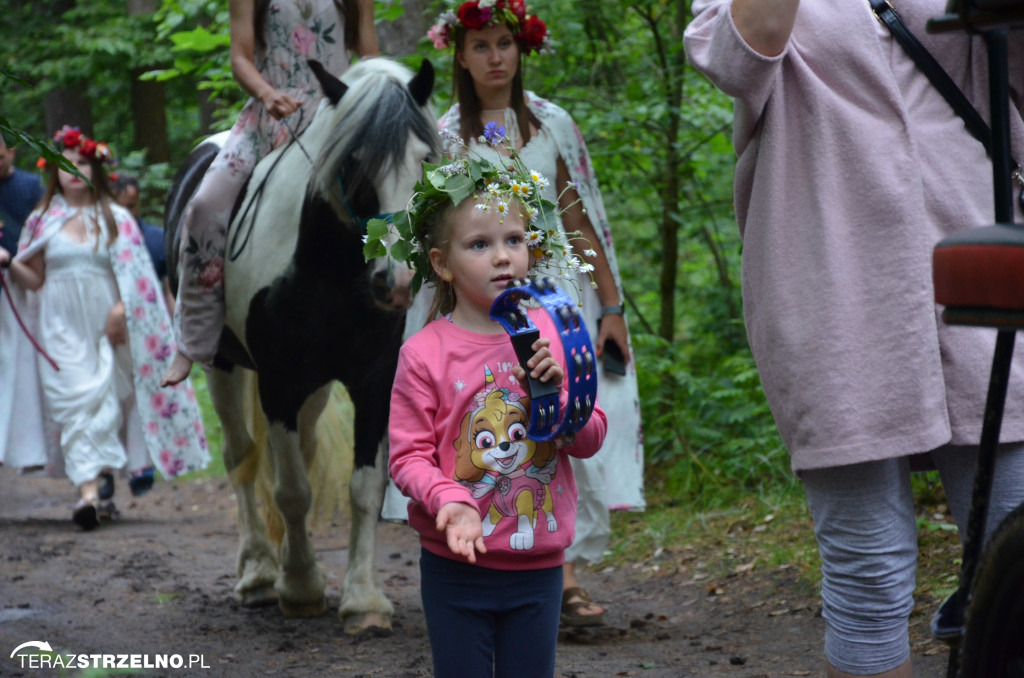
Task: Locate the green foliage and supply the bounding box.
[145,0,238,112]
[179,367,225,480]
[511,1,787,505]
[0,113,83,178]
[0,0,214,173]
[633,333,794,507]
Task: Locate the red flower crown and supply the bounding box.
[427,0,550,55]
[38,125,116,170]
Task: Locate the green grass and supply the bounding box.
[606,485,819,588]
[174,366,225,482]
[603,469,965,614]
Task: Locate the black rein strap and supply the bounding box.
[869,0,1024,209]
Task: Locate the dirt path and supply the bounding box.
[0,469,950,677]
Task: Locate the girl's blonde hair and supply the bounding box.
[422,193,529,322]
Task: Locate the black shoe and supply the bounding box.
[129,467,155,497]
[72,501,100,531]
[98,472,115,500]
[932,590,964,645]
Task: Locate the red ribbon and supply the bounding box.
[0,268,60,372]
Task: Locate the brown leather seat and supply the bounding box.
[933,223,1024,327]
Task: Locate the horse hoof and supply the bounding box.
[343,612,392,637]
[238,587,278,608]
[279,597,328,618]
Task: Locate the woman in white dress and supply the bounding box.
[421,0,646,626]
[0,127,208,530]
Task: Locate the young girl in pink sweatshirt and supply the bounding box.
[386,131,607,676]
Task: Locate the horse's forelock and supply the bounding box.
[310,61,439,222]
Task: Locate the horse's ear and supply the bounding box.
[408,59,434,108]
[308,60,347,105]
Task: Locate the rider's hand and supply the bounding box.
[260,89,302,120]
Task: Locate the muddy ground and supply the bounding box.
[0,468,951,677]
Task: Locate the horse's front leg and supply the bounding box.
[207,367,278,607]
[339,384,393,635]
[267,384,330,617]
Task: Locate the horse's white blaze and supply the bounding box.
[379,130,433,215]
[370,128,431,309]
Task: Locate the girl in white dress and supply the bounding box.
[0,127,208,530]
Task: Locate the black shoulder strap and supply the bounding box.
[869,0,997,153]
[870,0,1023,207]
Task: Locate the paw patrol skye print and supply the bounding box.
[453,367,558,550]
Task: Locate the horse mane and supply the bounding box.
[309,59,440,222]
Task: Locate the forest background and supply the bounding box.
[0,0,961,599]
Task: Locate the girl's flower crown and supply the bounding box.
[38,125,116,170]
[427,0,552,55]
[363,124,595,296]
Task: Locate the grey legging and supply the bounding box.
[800,442,1024,674]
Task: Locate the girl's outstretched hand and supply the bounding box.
[436,502,487,564]
[511,336,563,390]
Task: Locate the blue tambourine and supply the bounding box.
[489,276,598,441]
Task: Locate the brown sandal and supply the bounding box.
[560,586,606,627]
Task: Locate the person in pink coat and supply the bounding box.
[685,1,1024,676]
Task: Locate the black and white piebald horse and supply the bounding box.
[164,58,438,634]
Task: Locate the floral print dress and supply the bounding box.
[176,0,352,364]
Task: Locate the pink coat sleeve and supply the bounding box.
[561,399,607,461]
[684,0,787,151]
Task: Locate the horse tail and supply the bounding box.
[249,377,355,544]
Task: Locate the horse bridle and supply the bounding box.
[489,276,598,442]
[335,172,394,234]
[227,109,394,263]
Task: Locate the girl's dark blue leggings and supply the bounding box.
[419,548,563,678]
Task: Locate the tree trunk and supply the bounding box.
[658,157,680,342]
[131,71,170,162]
[45,88,93,137]
[377,0,429,57]
[657,3,687,343]
[41,0,92,135]
[197,89,218,137]
[127,0,170,162]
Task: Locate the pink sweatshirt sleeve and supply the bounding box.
[388,345,480,519]
[561,399,607,461]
